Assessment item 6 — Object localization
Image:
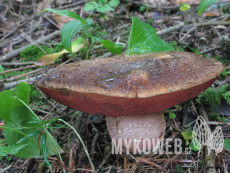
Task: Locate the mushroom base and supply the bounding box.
[106,113,166,154]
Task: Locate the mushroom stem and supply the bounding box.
[106,113,166,153]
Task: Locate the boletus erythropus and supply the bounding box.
[37,51,224,153]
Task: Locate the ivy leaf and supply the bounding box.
[198,0,220,16]
[126,16,175,55]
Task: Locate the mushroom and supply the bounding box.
[37,51,224,153]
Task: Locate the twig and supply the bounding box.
[157,22,185,36]
[48,156,74,173]
[1,61,35,66]
[74,112,84,132]
[0,30,61,63]
[0,75,41,91]
[44,15,61,30]
[95,146,111,172]
[200,46,222,55]
[0,68,42,83]
[0,64,38,74]
[194,21,230,26]
[20,31,48,55]
[135,157,163,170]
[56,0,86,9]
[128,0,180,9]
[90,132,99,161]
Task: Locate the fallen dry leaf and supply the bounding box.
[36,0,54,13]
[53,13,75,28]
[203,11,219,18]
[143,0,171,6]
[174,0,200,5]
[215,25,227,30]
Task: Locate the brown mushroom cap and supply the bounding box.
[37,51,224,117]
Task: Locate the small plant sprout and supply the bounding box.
[180,3,191,12]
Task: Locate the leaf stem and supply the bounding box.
[58,119,95,172]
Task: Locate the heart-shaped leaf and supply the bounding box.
[15,82,31,105]
[126,16,175,55]
[4,106,63,158]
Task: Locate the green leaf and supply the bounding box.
[84,2,98,11]
[109,0,120,7]
[4,106,63,158]
[15,82,31,105]
[99,0,107,3]
[181,131,196,145]
[126,16,175,55]
[96,4,114,13]
[140,6,146,12]
[10,106,39,127]
[198,0,220,16]
[17,130,42,144]
[0,143,28,157]
[169,113,176,119]
[0,90,15,100]
[224,139,230,150]
[0,65,3,72]
[180,3,191,12]
[86,33,122,55]
[189,138,201,151]
[0,96,23,123]
[42,134,52,166]
[40,9,87,25]
[61,18,92,53]
[98,40,123,55]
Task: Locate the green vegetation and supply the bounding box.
[198,85,230,108]
[84,0,120,13]
[209,113,228,122]
[20,44,63,61]
[169,113,176,119]
[198,0,220,16]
